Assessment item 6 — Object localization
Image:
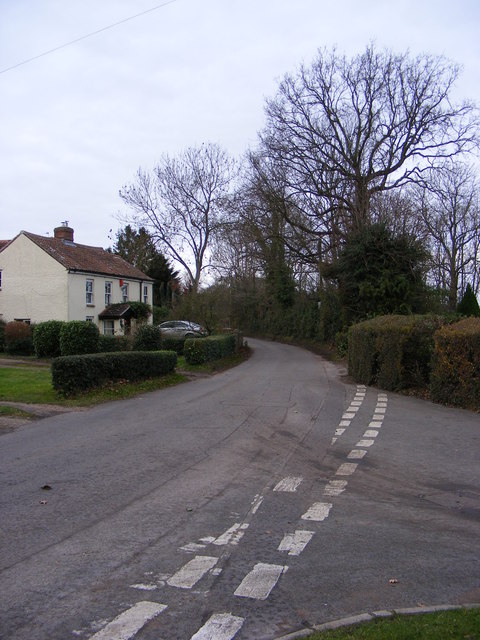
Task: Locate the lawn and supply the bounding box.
[305,608,480,639]
[0,367,59,403]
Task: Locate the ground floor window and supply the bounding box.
[103,320,114,335]
[86,316,94,322]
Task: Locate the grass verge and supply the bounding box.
[0,405,35,419]
[304,608,480,639]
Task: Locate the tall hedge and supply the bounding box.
[430,318,480,410]
[348,315,445,390]
[59,321,99,355]
[33,320,65,357]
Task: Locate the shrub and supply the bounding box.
[133,324,163,351]
[4,321,35,355]
[0,319,6,352]
[430,318,480,410]
[160,336,186,355]
[98,334,131,352]
[33,320,65,358]
[184,334,237,365]
[51,350,177,395]
[457,284,480,317]
[348,315,445,390]
[59,321,99,356]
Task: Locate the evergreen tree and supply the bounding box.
[457,283,480,317]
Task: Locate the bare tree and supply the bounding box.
[262,44,479,243]
[416,160,480,308]
[119,143,236,292]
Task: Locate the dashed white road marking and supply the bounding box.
[364,429,379,438]
[180,542,208,553]
[301,502,332,521]
[356,439,375,447]
[339,420,351,427]
[190,613,244,640]
[335,428,346,436]
[369,421,383,428]
[373,414,385,421]
[347,406,359,412]
[342,412,356,419]
[374,407,386,413]
[130,583,157,591]
[278,530,314,555]
[324,479,348,496]
[273,476,303,492]
[348,449,367,459]
[89,601,167,640]
[251,494,264,514]
[336,462,358,476]
[234,563,288,600]
[167,556,218,589]
[213,523,249,546]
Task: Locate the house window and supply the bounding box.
[143,285,148,303]
[86,316,94,322]
[105,281,112,306]
[103,320,114,335]
[121,283,129,302]
[0,270,2,289]
[86,279,94,305]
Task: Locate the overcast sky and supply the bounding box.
[1,0,479,248]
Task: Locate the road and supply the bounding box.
[0,338,479,639]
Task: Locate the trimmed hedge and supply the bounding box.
[51,350,177,395]
[430,318,480,411]
[60,321,99,355]
[4,321,35,355]
[348,315,445,390]
[98,335,131,352]
[133,324,163,351]
[160,336,186,355]
[184,334,237,365]
[33,320,65,358]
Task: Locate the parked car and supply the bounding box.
[158,320,208,339]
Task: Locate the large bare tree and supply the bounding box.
[119,143,236,292]
[416,160,480,308]
[262,44,479,243]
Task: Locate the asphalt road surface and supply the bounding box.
[1,338,479,640]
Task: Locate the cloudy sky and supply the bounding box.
[1,0,479,248]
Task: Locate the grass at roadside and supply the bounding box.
[0,405,35,419]
[0,347,250,408]
[304,608,480,639]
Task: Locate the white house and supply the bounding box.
[0,224,154,335]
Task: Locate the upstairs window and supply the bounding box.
[121,283,129,302]
[105,281,112,306]
[143,285,148,303]
[86,279,94,305]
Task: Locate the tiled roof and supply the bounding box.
[22,231,153,281]
[0,240,11,251]
[98,303,132,319]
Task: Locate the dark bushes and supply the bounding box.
[51,350,177,395]
[430,318,480,411]
[59,321,99,356]
[348,315,445,390]
[184,334,237,365]
[4,321,35,355]
[33,320,65,357]
[132,324,163,351]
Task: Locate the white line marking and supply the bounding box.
[335,428,346,436]
[180,542,207,553]
[324,479,348,496]
[336,462,358,476]
[301,502,332,521]
[369,421,383,428]
[376,402,387,408]
[347,406,359,412]
[339,420,351,427]
[364,429,379,438]
[89,601,167,640]
[348,449,367,459]
[278,530,315,555]
[350,400,362,406]
[251,494,264,514]
[373,414,385,421]
[342,412,355,419]
[130,583,157,591]
[167,556,218,589]
[374,407,386,413]
[331,437,337,445]
[356,439,375,447]
[213,523,249,546]
[234,563,288,600]
[190,613,244,640]
[273,476,303,492]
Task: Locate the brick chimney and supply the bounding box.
[54,221,74,242]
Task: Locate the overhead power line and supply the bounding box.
[0,0,178,75]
